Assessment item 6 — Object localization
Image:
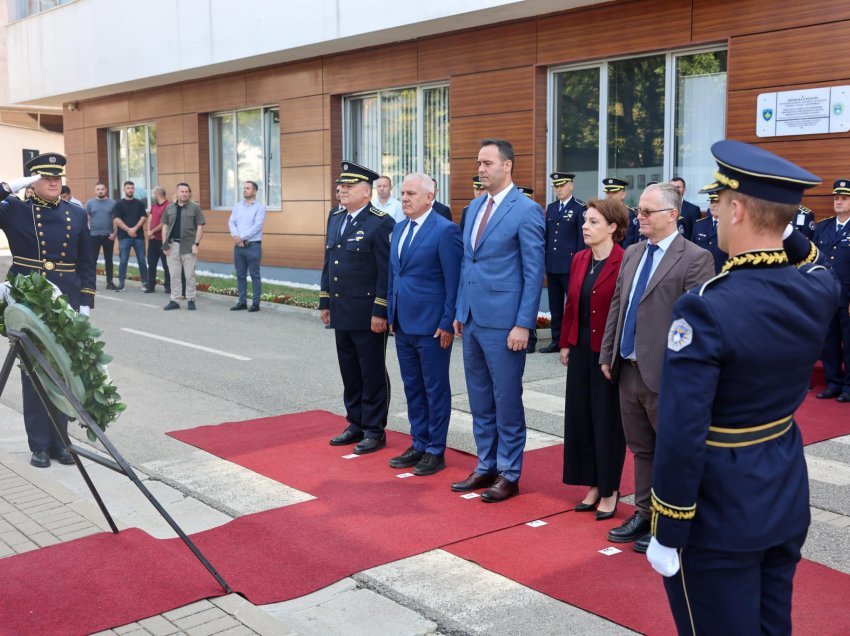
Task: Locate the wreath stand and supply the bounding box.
[0,328,232,593]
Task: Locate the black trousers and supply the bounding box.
[91,235,114,284]
[146,239,171,290]
[664,533,805,635]
[563,325,625,497]
[334,329,390,438]
[22,370,68,453]
[547,272,570,342]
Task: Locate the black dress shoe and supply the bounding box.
[596,492,620,521]
[607,511,650,543]
[575,497,601,512]
[451,471,498,492]
[388,446,424,469]
[481,476,520,503]
[816,387,841,399]
[164,301,180,310]
[248,305,260,312]
[30,451,50,468]
[838,392,850,403]
[633,532,652,553]
[354,436,386,455]
[538,342,560,354]
[144,288,155,294]
[230,303,248,311]
[413,453,445,476]
[329,429,364,446]
[187,300,196,310]
[50,448,75,465]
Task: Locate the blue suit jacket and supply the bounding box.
[455,187,545,330]
[690,216,726,274]
[388,212,463,335]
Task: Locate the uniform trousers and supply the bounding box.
[821,301,850,392]
[618,361,658,519]
[546,272,570,343]
[21,370,68,453]
[462,319,527,482]
[663,533,805,635]
[335,329,389,439]
[563,325,625,497]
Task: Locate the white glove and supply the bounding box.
[646,537,680,577]
[782,223,794,240]
[8,174,41,193]
[0,282,15,305]
[79,305,90,317]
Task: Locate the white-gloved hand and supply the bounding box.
[646,537,680,577]
[0,282,15,306]
[8,174,41,193]
[782,222,794,240]
[79,305,90,317]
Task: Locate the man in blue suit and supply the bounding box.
[387,173,463,476]
[813,179,850,401]
[451,139,545,502]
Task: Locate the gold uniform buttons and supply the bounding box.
[39,232,44,236]
[60,252,66,257]
[66,226,71,230]
[37,223,42,227]
[41,241,46,245]
[62,243,67,247]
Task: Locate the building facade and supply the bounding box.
[5,0,849,270]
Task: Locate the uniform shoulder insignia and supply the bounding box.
[575,197,587,207]
[370,206,387,217]
[667,318,693,352]
[799,205,811,213]
[802,264,828,274]
[698,271,729,296]
[332,209,345,215]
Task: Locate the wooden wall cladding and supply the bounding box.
[281,130,325,168]
[247,59,323,103]
[693,0,850,42]
[182,75,247,114]
[154,115,186,145]
[323,42,418,95]
[450,111,534,160]
[129,90,183,121]
[64,128,85,158]
[537,0,692,66]
[280,95,325,134]
[728,20,850,92]
[418,20,536,82]
[451,67,534,118]
[82,97,130,129]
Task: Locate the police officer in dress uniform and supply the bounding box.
[647,140,839,635]
[459,176,485,233]
[0,153,96,467]
[795,204,816,240]
[604,177,642,249]
[689,190,727,274]
[813,179,850,401]
[321,161,395,454]
[540,173,586,354]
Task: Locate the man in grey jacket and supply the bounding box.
[161,183,205,310]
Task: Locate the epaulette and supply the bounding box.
[575,197,587,208]
[698,271,729,296]
[799,205,812,213]
[332,209,345,215]
[370,206,387,217]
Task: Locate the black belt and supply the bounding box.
[246,240,261,245]
[706,415,794,448]
[620,356,639,368]
[12,256,76,273]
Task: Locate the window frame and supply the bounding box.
[208,104,281,211]
[547,45,727,205]
[106,122,157,208]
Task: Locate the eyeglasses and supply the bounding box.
[636,207,674,218]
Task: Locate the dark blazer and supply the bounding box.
[544,196,586,274]
[678,199,702,239]
[599,233,715,393]
[690,216,727,274]
[559,244,624,352]
[387,212,462,335]
[432,200,452,222]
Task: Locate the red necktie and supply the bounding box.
[474,197,495,249]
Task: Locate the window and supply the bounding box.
[107,124,157,207]
[210,107,280,209]
[344,85,450,207]
[550,48,727,208]
[15,0,74,20]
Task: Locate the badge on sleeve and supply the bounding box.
[667,318,693,351]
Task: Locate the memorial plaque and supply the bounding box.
[757,86,850,137]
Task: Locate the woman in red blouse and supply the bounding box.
[559,198,628,520]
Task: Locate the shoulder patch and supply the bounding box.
[575,197,586,207]
[799,205,811,213]
[698,271,729,296]
[370,206,387,217]
[332,209,345,215]
[667,318,693,352]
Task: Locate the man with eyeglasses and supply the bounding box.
[599,181,714,554]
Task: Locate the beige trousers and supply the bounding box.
[166,245,197,302]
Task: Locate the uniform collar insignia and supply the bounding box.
[720,249,788,274]
[31,193,60,208]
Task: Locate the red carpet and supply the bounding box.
[446,505,850,635]
[0,529,223,636]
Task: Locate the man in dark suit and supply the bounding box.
[431,178,453,222]
[539,172,586,353]
[794,204,816,239]
[671,177,702,240]
[451,139,545,503]
[605,177,642,249]
[387,173,463,476]
[690,191,726,274]
[599,181,715,552]
[321,161,395,454]
[0,153,96,467]
[813,179,850,401]
[459,176,485,232]
[649,140,839,636]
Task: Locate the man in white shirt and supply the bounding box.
[373,175,404,223]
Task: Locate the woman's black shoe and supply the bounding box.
[575,497,600,512]
[596,492,620,521]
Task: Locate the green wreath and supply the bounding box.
[0,272,126,441]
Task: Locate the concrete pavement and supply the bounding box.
[1,264,849,634]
